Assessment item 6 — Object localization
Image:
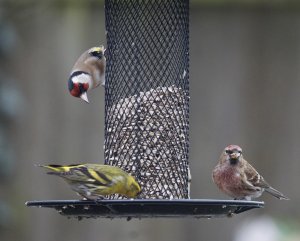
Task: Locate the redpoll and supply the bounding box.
[68,46,106,103]
[212,145,289,201]
[38,164,141,200]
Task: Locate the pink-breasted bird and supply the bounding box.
[68,46,106,103]
[212,145,289,201]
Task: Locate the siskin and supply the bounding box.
[38,164,141,200]
[68,46,106,103]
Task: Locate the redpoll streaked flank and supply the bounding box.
[212,145,289,201]
[68,46,106,103]
[38,164,141,200]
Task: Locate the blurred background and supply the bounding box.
[0,0,300,240]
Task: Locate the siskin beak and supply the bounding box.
[80,92,89,103]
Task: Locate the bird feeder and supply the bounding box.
[26,0,264,219]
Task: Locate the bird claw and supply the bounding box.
[94,196,105,204]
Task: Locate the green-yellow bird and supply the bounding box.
[39,164,141,200]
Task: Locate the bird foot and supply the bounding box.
[94,196,105,204]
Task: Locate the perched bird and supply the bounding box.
[68,46,106,103]
[212,145,289,201]
[38,164,141,200]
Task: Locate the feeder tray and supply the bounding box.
[26,199,264,219]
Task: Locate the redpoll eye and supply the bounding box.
[225,150,233,154]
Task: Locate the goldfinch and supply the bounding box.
[212,145,289,201]
[68,46,106,103]
[39,164,141,200]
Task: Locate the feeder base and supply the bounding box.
[26,199,264,219]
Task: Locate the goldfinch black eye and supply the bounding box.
[79,83,85,93]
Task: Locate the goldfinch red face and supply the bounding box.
[68,72,90,103]
[223,144,243,165]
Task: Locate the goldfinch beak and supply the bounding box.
[80,92,89,103]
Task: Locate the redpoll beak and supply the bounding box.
[229,152,240,159]
[80,92,89,103]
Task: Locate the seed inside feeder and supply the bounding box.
[105,85,190,199]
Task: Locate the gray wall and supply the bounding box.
[1,3,299,241]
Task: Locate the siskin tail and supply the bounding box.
[265,186,289,200]
[36,164,81,175]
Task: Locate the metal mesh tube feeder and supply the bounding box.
[26,0,264,219]
[104,0,190,200]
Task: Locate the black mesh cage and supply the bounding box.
[104,0,190,199]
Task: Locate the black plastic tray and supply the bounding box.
[26,199,264,219]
